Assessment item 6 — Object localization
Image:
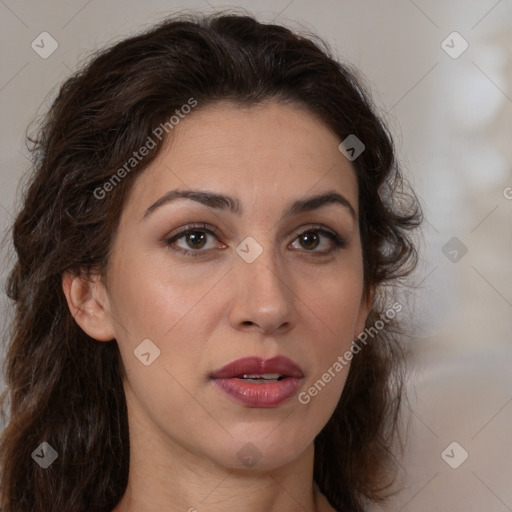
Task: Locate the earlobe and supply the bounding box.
[61,271,116,342]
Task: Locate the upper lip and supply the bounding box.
[210,356,304,379]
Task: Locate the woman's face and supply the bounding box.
[100,101,370,470]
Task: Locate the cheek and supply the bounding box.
[108,253,224,395]
[300,269,364,335]
[108,247,219,340]
[295,267,364,389]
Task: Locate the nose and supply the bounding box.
[228,241,297,336]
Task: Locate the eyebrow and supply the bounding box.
[143,189,357,221]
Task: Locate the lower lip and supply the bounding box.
[211,377,303,407]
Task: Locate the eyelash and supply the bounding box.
[163,223,347,259]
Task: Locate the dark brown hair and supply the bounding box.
[0,11,421,512]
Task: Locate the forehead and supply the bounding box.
[125,100,358,218]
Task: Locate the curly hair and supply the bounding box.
[0,11,422,512]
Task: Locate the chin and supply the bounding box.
[205,429,312,471]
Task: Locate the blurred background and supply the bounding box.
[0,1,511,510]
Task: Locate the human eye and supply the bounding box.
[289,225,347,257]
[163,223,227,258]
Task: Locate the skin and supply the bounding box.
[63,101,372,512]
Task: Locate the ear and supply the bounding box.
[62,271,116,342]
[354,287,375,339]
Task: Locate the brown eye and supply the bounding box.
[289,227,347,256]
[164,224,226,257]
[185,231,207,249]
[299,231,320,250]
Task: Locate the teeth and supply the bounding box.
[241,373,283,380]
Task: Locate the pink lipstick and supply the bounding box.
[210,356,304,407]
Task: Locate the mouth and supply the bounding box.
[210,356,304,407]
[233,373,287,383]
[210,355,304,380]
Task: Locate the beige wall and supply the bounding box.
[1,1,511,510]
